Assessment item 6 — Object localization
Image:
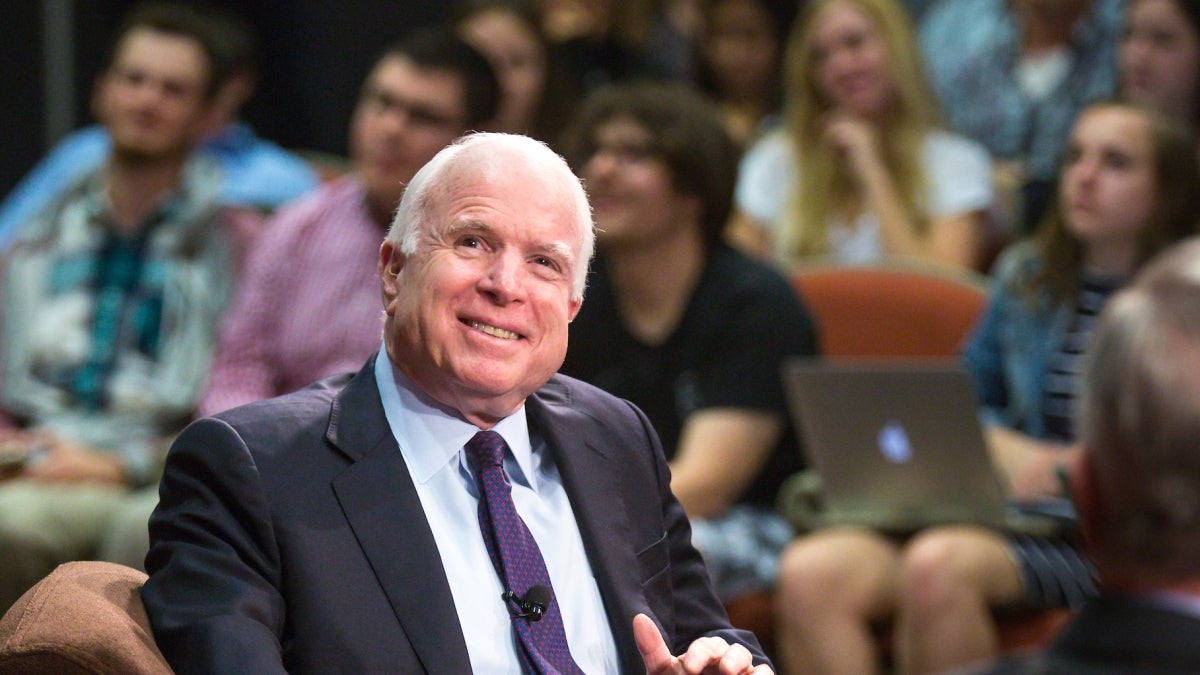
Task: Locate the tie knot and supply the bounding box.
[465,430,508,472]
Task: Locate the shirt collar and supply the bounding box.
[373,345,537,489]
[83,160,205,235]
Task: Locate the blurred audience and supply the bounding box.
[956,235,1200,673]
[730,0,993,271]
[0,2,239,611]
[1119,0,1200,133]
[452,0,572,143]
[773,100,1200,675]
[559,81,817,600]
[0,1,318,252]
[542,0,694,100]
[197,27,498,418]
[695,0,800,149]
[920,0,1122,234]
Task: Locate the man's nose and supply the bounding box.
[1071,156,1099,183]
[583,151,618,181]
[378,106,412,136]
[478,252,523,303]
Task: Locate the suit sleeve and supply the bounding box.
[625,400,772,667]
[141,417,288,675]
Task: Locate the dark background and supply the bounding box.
[1,1,450,199]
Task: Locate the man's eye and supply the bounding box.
[459,235,482,248]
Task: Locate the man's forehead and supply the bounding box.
[111,29,210,87]
[115,29,206,66]
[367,56,466,105]
[595,116,652,142]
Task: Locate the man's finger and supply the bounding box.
[633,613,676,674]
[716,641,754,674]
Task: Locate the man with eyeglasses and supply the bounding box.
[196,26,499,417]
[559,82,817,603]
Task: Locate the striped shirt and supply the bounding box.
[1041,275,1122,441]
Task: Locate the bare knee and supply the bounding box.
[776,529,898,620]
[898,527,1014,619]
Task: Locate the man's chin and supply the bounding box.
[110,143,186,166]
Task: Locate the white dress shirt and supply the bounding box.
[374,349,620,673]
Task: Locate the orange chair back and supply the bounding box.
[790,263,988,360]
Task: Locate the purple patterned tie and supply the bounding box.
[465,430,584,675]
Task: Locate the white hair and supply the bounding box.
[385,132,595,301]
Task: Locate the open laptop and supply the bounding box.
[781,360,1074,536]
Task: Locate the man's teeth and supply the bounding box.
[470,321,519,340]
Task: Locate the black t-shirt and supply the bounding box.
[561,244,818,507]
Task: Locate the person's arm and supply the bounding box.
[824,113,984,269]
[925,211,987,270]
[0,127,109,250]
[141,417,287,673]
[16,432,125,485]
[667,258,817,520]
[985,425,1077,498]
[669,409,783,519]
[727,133,791,260]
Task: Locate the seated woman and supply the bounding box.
[451,0,572,144]
[773,100,1200,675]
[1120,0,1200,132]
[695,0,798,149]
[729,0,993,270]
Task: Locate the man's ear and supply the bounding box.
[379,240,406,305]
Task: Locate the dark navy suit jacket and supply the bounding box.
[959,595,1200,674]
[142,356,766,673]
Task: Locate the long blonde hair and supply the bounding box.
[781,0,942,258]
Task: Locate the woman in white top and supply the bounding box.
[731,0,993,269]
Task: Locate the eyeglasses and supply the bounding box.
[359,87,466,131]
[588,141,658,166]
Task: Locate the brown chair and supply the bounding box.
[0,561,171,674]
[788,260,989,360]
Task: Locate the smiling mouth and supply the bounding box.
[464,320,522,340]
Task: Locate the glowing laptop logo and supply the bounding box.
[877,420,913,464]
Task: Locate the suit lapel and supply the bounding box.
[528,382,648,673]
[327,357,472,673]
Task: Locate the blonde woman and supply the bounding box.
[731,0,992,270]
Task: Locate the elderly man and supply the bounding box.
[141,133,773,674]
[958,237,1200,673]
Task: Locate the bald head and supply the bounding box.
[387,133,594,301]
